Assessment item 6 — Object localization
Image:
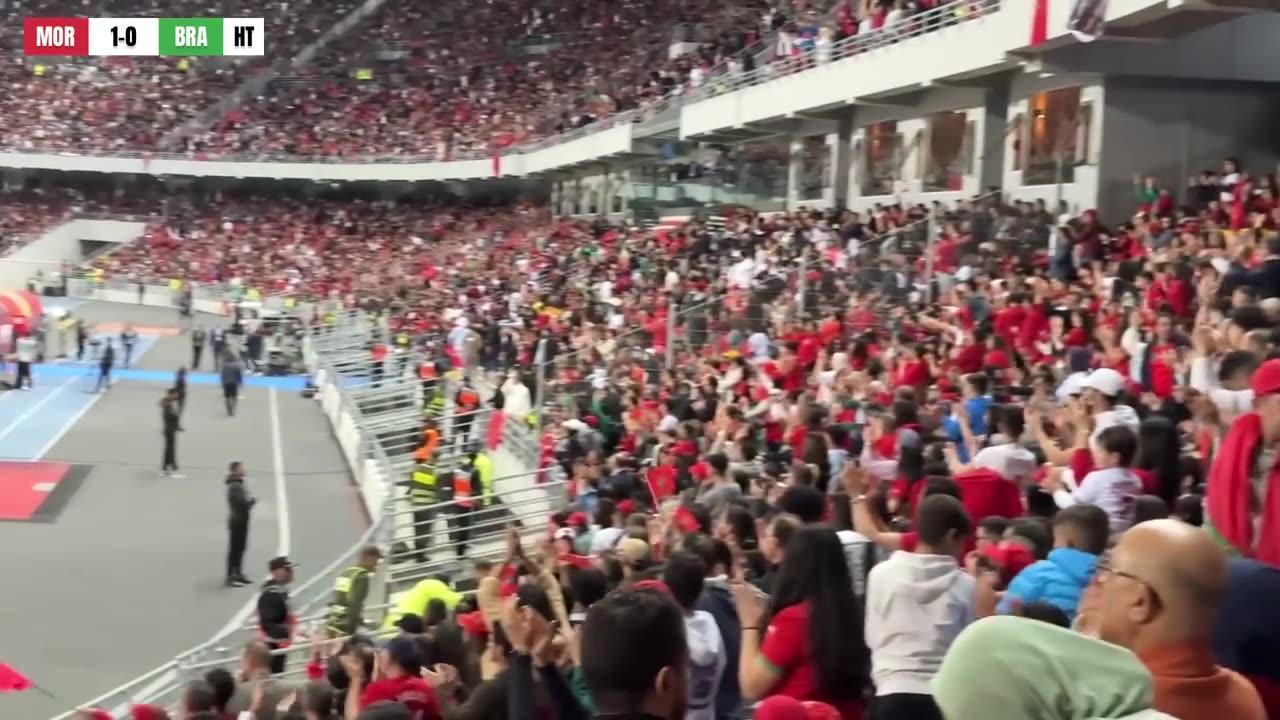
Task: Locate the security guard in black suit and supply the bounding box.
[257,556,295,675]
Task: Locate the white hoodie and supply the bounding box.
[501,376,531,419]
[1090,404,1140,443]
[865,551,975,696]
[684,610,726,720]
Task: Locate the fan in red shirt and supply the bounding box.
[344,636,440,720]
[734,525,868,720]
[892,342,930,391]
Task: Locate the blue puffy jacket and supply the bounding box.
[998,547,1098,619]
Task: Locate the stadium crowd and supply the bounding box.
[0,183,163,257]
[0,0,984,157]
[0,0,360,152]
[0,188,76,257]
[185,0,982,160]
[57,156,1280,720]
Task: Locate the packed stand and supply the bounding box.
[0,0,361,153]
[71,161,1280,720]
[0,188,76,257]
[516,159,1280,720]
[0,182,166,257]
[183,0,771,159]
[186,0,993,160]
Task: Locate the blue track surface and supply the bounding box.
[0,336,304,460]
[0,335,151,460]
[31,364,307,391]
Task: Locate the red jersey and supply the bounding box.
[361,676,439,720]
[761,603,864,720]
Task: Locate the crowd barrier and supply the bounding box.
[50,307,555,718]
[64,276,320,320]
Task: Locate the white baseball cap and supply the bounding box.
[1082,368,1127,397]
[1055,372,1087,403]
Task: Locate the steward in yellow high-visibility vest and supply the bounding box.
[423,384,446,422]
[381,578,461,631]
[472,450,494,507]
[411,462,437,506]
[325,545,382,637]
[410,461,439,561]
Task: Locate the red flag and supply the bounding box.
[486,412,505,450]
[1030,0,1049,45]
[0,662,33,693]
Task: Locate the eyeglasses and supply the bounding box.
[1094,553,1157,599]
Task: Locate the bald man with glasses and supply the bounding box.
[1077,519,1265,720]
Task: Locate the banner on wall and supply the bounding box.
[1068,0,1109,43]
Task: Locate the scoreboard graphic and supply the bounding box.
[23,17,265,56]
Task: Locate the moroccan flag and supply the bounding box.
[1030,0,1050,45]
[0,663,33,693]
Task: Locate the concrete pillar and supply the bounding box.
[981,73,1013,193]
[786,138,803,211]
[618,169,630,218]
[599,165,610,219]
[832,112,854,210]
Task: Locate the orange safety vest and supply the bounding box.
[453,471,474,509]
[414,428,440,462]
[458,388,479,407]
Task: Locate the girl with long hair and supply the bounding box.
[732,525,870,719]
[1133,415,1184,505]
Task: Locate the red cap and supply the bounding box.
[754,697,808,720]
[1251,359,1280,397]
[981,541,1037,586]
[456,610,488,638]
[755,697,840,720]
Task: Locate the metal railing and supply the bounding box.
[685,0,1001,102]
[52,306,557,718]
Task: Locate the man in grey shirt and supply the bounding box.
[696,452,742,516]
[227,641,299,720]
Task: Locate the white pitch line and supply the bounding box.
[29,382,104,461]
[30,334,162,461]
[110,387,295,717]
[0,377,76,445]
[269,387,292,557]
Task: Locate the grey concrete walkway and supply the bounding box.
[0,302,362,719]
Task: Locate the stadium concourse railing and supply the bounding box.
[63,276,318,318]
[50,309,558,719]
[679,0,1001,101]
